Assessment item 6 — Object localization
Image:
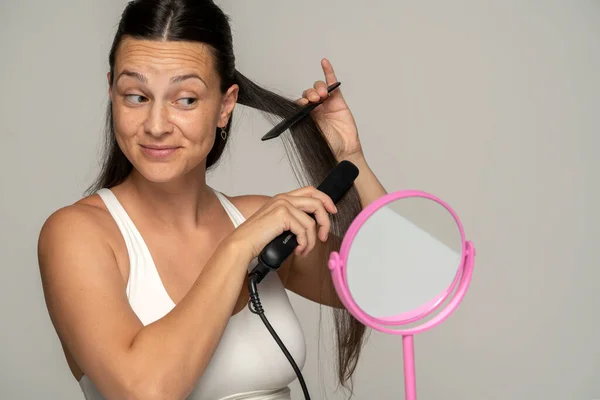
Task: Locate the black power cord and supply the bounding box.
[245,161,359,400]
[247,272,311,400]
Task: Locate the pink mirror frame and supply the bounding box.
[328,190,476,400]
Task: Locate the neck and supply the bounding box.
[124,166,217,232]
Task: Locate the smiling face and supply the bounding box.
[109,36,238,183]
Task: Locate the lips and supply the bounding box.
[141,144,179,150]
[140,144,180,159]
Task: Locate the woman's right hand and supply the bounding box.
[226,186,338,261]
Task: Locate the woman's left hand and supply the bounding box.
[296,58,364,163]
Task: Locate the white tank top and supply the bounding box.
[78,188,306,400]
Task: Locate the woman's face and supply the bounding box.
[109,37,238,183]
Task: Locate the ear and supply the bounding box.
[218,84,239,128]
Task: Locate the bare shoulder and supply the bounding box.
[38,195,112,252]
[37,194,121,280]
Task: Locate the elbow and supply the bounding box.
[81,374,173,400]
[118,340,202,399]
[126,383,163,400]
[125,373,191,400]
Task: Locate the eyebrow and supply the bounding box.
[116,70,208,88]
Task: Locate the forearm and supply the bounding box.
[126,240,250,399]
[345,153,387,208]
[285,154,387,307]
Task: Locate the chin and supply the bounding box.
[135,159,206,185]
[134,162,186,184]
[127,147,206,184]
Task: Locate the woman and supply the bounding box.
[38,1,386,399]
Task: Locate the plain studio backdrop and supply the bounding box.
[1,0,599,399]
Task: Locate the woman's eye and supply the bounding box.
[124,95,148,105]
[176,98,198,107]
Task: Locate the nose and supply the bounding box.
[143,102,173,137]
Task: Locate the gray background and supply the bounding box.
[1,0,599,399]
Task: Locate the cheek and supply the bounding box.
[112,105,141,138]
[173,108,219,144]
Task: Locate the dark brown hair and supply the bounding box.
[86,0,368,393]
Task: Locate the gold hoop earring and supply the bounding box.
[220,127,227,140]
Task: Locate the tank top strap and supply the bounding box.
[212,188,247,228]
[95,188,176,318]
[95,188,148,269]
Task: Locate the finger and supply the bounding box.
[302,88,321,103]
[286,206,318,255]
[295,197,331,243]
[288,186,338,214]
[280,195,332,244]
[295,97,310,106]
[314,80,328,97]
[273,202,309,254]
[291,219,309,256]
[321,58,338,86]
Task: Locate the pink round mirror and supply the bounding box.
[328,190,476,400]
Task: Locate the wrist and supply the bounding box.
[341,152,370,178]
[218,235,253,267]
[340,150,367,167]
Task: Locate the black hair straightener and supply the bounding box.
[247,160,358,400]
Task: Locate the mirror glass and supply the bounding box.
[346,196,463,319]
